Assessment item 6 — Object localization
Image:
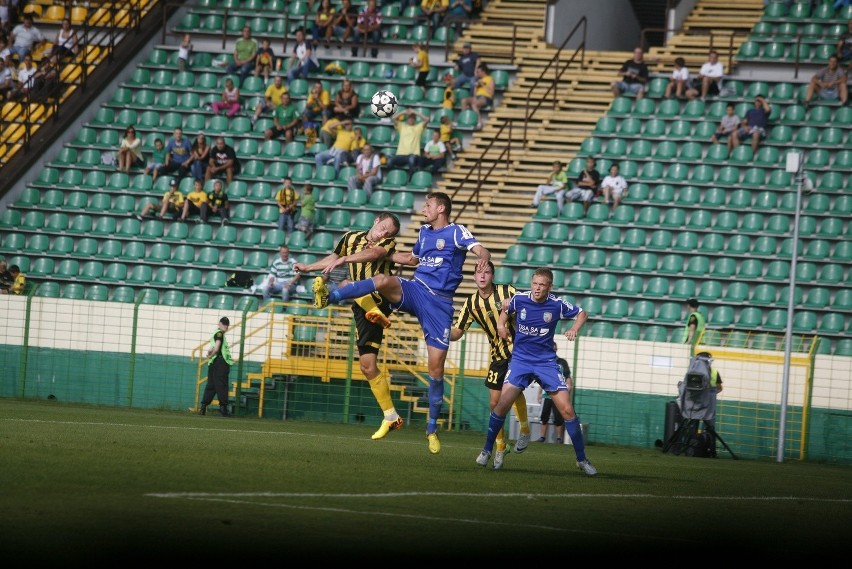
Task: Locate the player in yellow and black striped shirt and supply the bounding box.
[294,213,404,440]
[450,261,532,469]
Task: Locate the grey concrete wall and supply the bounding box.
[545,0,642,52]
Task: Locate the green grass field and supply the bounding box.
[2,399,851,561]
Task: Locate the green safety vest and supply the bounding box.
[209,329,234,366]
[680,310,706,344]
[710,368,720,388]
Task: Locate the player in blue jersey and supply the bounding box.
[475,267,597,476]
[312,192,492,454]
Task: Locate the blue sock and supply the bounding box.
[426,376,444,434]
[484,411,506,453]
[328,278,377,304]
[565,417,586,462]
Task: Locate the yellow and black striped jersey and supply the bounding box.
[333,230,397,281]
[454,283,516,361]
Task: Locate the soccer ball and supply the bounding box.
[370,90,398,119]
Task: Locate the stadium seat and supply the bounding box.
[655,302,682,323]
[750,283,778,306]
[588,321,615,338]
[687,208,713,230]
[736,307,764,328]
[641,325,669,343]
[670,278,695,300]
[709,306,734,327]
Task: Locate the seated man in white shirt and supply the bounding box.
[600,164,629,209]
[686,49,724,101]
[347,144,382,198]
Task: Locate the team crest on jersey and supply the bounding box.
[543,312,552,323]
[436,239,445,250]
[520,308,527,320]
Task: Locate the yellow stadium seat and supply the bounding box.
[43,5,66,23]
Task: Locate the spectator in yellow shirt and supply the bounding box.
[460,62,494,130]
[389,109,429,178]
[251,75,288,126]
[180,179,209,222]
[409,42,430,97]
[315,118,356,175]
[137,178,185,220]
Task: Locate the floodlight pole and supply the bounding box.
[777,150,804,463]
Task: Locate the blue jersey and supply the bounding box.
[411,223,480,298]
[506,292,583,364]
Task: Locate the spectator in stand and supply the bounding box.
[564,156,600,216]
[439,115,462,160]
[709,103,740,145]
[211,77,241,118]
[610,47,649,100]
[206,136,240,185]
[286,27,318,85]
[176,33,193,71]
[453,41,480,92]
[302,80,332,127]
[189,133,211,181]
[347,143,382,198]
[0,259,12,292]
[312,0,336,47]
[803,55,848,109]
[409,42,430,98]
[600,163,629,209]
[342,125,366,168]
[837,18,852,68]
[137,178,184,220]
[253,38,277,83]
[250,74,287,126]
[144,137,167,181]
[9,15,45,59]
[226,25,258,87]
[259,245,301,304]
[295,183,317,239]
[686,49,724,101]
[49,18,78,61]
[264,92,301,143]
[181,178,209,222]
[730,94,772,154]
[7,52,36,100]
[418,0,449,29]
[275,176,299,234]
[664,57,689,99]
[201,179,231,226]
[0,264,26,295]
[0,58,13,100]
[445,0,474,26]
[460,62,494,130]
[117,126,144,174]
[318,115,343,147]
[157,127,193,180]
[420,129,447,175]
[390,109,429,179]
[531,160,567,213]
[315,118,356,175]
[331,0,358,48]
[332,78,360,121]
[351,0,382,59]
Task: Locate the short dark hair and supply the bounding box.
[674,57,685,67]
[376,212,401,233]
[428,192,452,218]
[533,267,554,284]
[9,265,20,273]
[220,317,230,326]
[687,298,699,308]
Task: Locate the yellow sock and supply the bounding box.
[496,427,506,451]
[512,391,530,435]
[367,371,397,419]
[355,295,379,314]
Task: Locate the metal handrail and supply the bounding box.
[449,17,587,221]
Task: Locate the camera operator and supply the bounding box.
[696,351,722,430]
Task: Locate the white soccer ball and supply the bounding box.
[370,89,398,119]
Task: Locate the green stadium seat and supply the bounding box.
[493,267,513,284]
[621,228,647,248]
[617,275,644,296]
[736,307,764,328]
[834,339,852,357]
[655,302,682,323]
[723,331,748,348]
[790,310,817,333]
[670,278,695,300]
[565,271,591,292]
[660,209,685,229]
[641,325,669,342]
[586,321,614,339]
[673,231,699,252]
[751,283,778,306]
[723,281,750,303]
[160,290,185,307]
[503,244,528,264]
[147,242,170,263]
[709,306,734,327]
[185,291,210,309]
[643,119,666,137]
[737,40,759,58]
[554,248,580,268]
[750,333,778,351]
[126,265,152,284]
[616,323,641,340]
[647,229,673,250]
[633,252,658,273]
[643,276,670,298]
[530,245,554,265]
[710,256,736,278]
[593,117,617,136]
[578,249,606,270]
[818,314,846,335]
[698,233,724,254]
[519,222,544,242]
[676,141,701,161]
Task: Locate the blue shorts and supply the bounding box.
[615,81,645,95]
[390,278,454,349]
[505,360,569,394]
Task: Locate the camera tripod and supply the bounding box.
[662,418,738,459]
